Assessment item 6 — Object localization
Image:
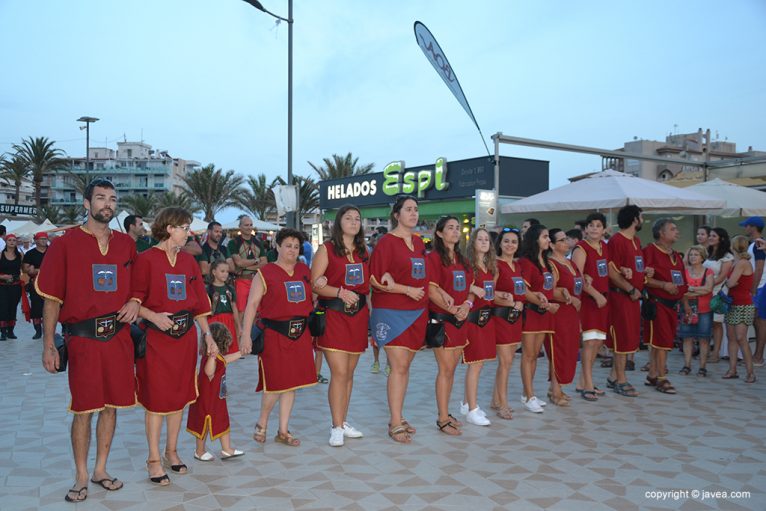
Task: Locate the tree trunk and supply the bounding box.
[14,182,20,206]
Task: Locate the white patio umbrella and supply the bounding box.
[683,178,766,217]
[221,219,281,232]
[501,169,725,214]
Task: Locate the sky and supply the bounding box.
[1,0,765,221]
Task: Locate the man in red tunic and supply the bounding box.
[38,179,139,503]
[643,218,688,394]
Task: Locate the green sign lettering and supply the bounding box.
[382,157,449,198]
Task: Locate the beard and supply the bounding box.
[91,207,114,224]
[635,222,642,232]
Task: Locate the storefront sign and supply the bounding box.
[0,204,37,216]
[475,189,497,229]
[382,158,449,198]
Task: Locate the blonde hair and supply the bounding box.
[468,228,497,277]
[686,244,707,265]
[730,235,752,260]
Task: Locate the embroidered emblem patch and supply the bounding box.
[170,313,188,337]
[345,263,364,286]
[375,322,391,341]
[512,276,526,295]
[95,315,116,338]
[166,274,187,301]
[543,272,554,291]
[452,270,467,292]
[92,264,117,292]
[483,280,495,300]
[411,258,426,279]
[596,259,608,277]
[284,281,306,303]
[288,319,306,339]
[574,277,584,296]
[478,308,491,327]
[635,255,645,273]
[670,270,684,286]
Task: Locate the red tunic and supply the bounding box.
[518,257,555,334]
[493,259,525,345]
[369,233,428,351]
[256,262,316,393]
[35,227,137,414]
[463,267,497,363]
[546,259,583,385]
[642,243,687,350]
[574,240,610,336]
[427,251,469,350]
[186,354,230,440]
[316,241,370,354]
[132,248,212,414]
[729,273,754,305]
[607,232,644,353]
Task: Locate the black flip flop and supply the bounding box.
[90,477,123,491]
[64,486,88,503]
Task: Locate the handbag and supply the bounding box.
[308,310,326,337]
[54,333,68,373]
[710,289,732,315]
[425,319,446,348]
[251,323,264,355]
[130,324,146,359]
[640,290,657,321]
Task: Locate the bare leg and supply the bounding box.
[682,338,693,369]
[343,354,360,421]
[91,408,120,487]
[325,351,351,427]
[726,324,739,375]
[195,436,207,456]
[219,432,232,453]
[164,411,185,472]
[385,347,415,427]
[754,316,766,364]
[698,337,709,370]
[494,344,516,408]
[71,413,93,490]
[521,333,544,399]
[145,412,165,478]
[655,348,668,379]
[736,324,754,377]
[314,350,324,375]
[580,339,602,390]
[614,353,628,383]
[710,321,723,361]
[464,361,484,410]
[258,392,279,430]
[433,348,462,427]
[277,391,295,435]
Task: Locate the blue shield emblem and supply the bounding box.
[284,281,306,303]
[452,270,466,292]
[670,270,684,286]
[512,277,526,295]
[635,255,645,273]
[166,274,187,301]
[543,272,554,291]
[411,258,426,279]
[596,259,608,278]
[573,277,584,296]
[345,263,364,286]
[483,280,495,300]
[219,373,227,399]
[92,264,117,292]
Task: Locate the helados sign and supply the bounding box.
[325,157,450,201]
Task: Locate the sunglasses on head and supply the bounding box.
[502,227,520,234]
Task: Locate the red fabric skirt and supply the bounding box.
[494,314,522,345]
[607,292,641,354]
[257,329,317,393]
[463,321,497,363]
[186,374,230,440]
[234,278,252,312]
[67,328,137,413]
[386,309,427,352]
[522,307,554,334]
[210,312,239,354]
[316,307,369,354]
[136,329,199,413]
[580,294,609,335]
[545,304,580,385]
[644,302,677,350]
[442,320,468,350]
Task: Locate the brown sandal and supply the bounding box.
[436,418,462,435]
[655,379,677,394]
[253,423,267,443]
[388,424,411,443]
[496,406,513,420]
[274,430,300,447]
[447,414,463,428]
[401,419,416,435]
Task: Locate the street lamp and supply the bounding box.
[241,0,297,229]
[77,116,99,181]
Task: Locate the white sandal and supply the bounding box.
[193,451,214,462]
[221,449,244,460]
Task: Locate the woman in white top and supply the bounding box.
[702,227,734,363]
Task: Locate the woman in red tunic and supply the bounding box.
[491,228,525,420]
[518,224,560,414]
[547,228,584,406]
[460,228,497,426]
[369,196,428,443]
[571,213,609,401]
[132,207,215,486]
[311,205,370,447]
[427,216,471,435]
[239,228,316,447]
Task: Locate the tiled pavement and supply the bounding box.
[1,318,764,511]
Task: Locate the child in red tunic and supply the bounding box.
[187,322,244,461]
[207,260,241,354]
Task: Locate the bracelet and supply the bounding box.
[337,287,342,298]
[202,331,210,337]
[464,300,474,308]
[627,287,635,295]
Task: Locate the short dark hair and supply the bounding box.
[84,178,115,202]
[275,228,304,246]
[123,214,141,233]
[652,218,674,240]
[207,221,221,231]
[376,226,388,235]
[523,218,540,227]
[0,225,5,236]
[565,228,583,241]
[574,220,588,229]
[585,212,607,229]
[152,207,192,241]
[617,205,642,229]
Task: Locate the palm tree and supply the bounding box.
[236,173,278,220]
[0,153,31,205]
[295,175,320,224]
[308,152,374,181]
[181,163,243,222]
[37,205,62,225]
[62,205,85,224]
[13,136,67,209]
[120,193,156,218]
[154,190,197,214]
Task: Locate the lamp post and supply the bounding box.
[77,116,99,182]
[241,0,297,229]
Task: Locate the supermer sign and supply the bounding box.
[320,156,495,210]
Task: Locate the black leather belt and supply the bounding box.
[261,316,308,340]
[467,307,492,327]
[493,306,521,324]
[525,303,547,315]
[63,313,125,341]
[145,310,192,339]
[429,311,465,328]
[650,295,680,310]
[318,295,367,316]
[610,287,633,296]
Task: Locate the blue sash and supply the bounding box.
[370,308,423,347]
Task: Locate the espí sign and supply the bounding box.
[0,204,37,216]
[382,158,449,198]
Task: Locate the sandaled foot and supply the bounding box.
[275,430,300,446]
[722,371,739,379]
[146,459,170,486]
[253,423,267,443]
[606,377,617,389]
[745,373,757,384]
[401,419,416,435]
[640,362,650,372]
[436,418,462,435]
[64,486,88,503]
[447,413,463,428]
[163,450,188,474]
[614,382,639,397]
[90,476,123,491]
[655,379,677,394]
[593,386,605,396]
[697,368,707,377]
[580,390,598,402]
[679,366,691,375]
[388,424,411,443]
[550,394,570,406]
[600,358,613,368]
[644,376,658,387]
[496,406,513,419]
